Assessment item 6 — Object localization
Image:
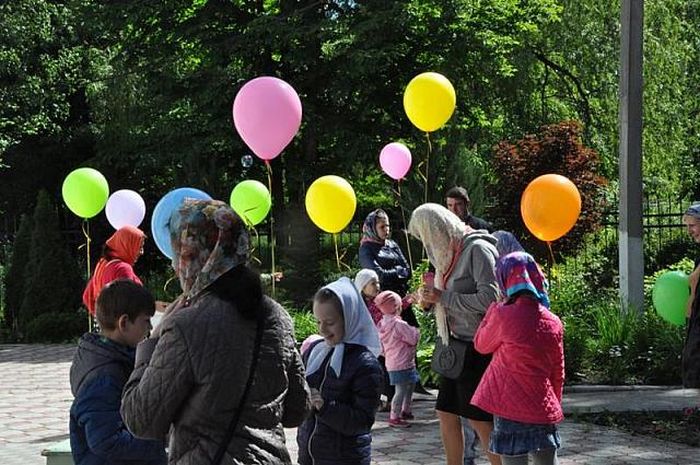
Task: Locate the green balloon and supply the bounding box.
[230,180,271,226]
[652,271,690,326]
[62,168,110,218]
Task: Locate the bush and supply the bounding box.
[24,310,87,343]
[550,256,690,385]
[19,191,83,328]
[490,120,607,259]
[288,306,318,345]
[2,214,32,337]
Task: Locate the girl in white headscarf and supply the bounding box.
[409,203,501,465]
[296,277,383,465]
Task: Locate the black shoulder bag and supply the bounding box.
[211,311,265,465]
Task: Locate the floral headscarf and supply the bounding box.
[168,199,249,300]
[408,203,467,343]
[496,251,550,308]
[360,209,389,245]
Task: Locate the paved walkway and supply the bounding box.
[1,344,699,465]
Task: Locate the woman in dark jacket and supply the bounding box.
[682,204,700,387]
[297,277,383,465]
[121,199,310,465]
[358,209,417,327]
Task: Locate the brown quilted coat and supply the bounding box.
[121,292,310,464]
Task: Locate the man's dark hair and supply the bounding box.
[96,279,155,330]
[445,186,470,204]
[445,186,469,205]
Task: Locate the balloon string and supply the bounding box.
[397,181,414,270]
[424,132,432,204]
[265,161,276,297]
[333,233,341,271]
[81,220,93,332]
[546,241,557,289]
[163,275,177,295]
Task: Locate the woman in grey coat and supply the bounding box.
[121,199,311,464]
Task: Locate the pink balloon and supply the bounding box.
[232,76,302,161]
[106,189,146,230]
[379,142,412,180]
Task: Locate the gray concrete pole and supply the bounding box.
[619,0,644,312]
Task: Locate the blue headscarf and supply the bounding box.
[492,230,525,257]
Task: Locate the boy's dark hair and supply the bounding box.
[96,279,155,330]
[445,186,470,204]
[313,288,344,318]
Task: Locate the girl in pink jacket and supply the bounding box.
[472,252,564,465]
[375,290,420,428]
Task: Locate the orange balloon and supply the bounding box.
[520,174,581,242]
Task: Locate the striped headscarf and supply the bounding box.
[496,252,550,308]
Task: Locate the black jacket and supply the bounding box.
[684,263,700,387]
[359,239,411,295]
[297,342,382,465]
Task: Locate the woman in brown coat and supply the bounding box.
[121,199,310,464]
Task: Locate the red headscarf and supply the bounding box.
[82,226,145,316]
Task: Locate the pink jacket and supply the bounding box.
[377,315,420,371]
[472,297,564,424]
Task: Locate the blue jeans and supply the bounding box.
[463,420,478,465]
[490,416,560,461]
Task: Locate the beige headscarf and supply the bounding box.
[408,203,468,343]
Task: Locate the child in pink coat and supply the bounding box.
[375,290,420,428]
[472,252,564,465]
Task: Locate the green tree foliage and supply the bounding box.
[0,0,103,156]
[490,120,607,257]
[18,191,83,332]
[2,214,33,336]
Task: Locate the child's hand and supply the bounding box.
[309,388,324,411]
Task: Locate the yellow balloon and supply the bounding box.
[305,175,357,233]
[403,72,456,132]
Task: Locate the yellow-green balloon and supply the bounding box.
[62,168,110,218]
[305,175,356,233]
[652,271,690,326]
[230,180,271,226]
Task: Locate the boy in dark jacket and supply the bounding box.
[69,280,166,465]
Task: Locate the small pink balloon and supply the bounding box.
[232,76,302,161]
[105,189,146,230]
[379,142,412,180]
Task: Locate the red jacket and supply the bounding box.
[472,297,564,424]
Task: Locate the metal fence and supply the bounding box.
[248,196,696,278]
[561,195,695,277]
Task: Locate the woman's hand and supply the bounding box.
[150,297,184,338]
[420,286,443,305]
[155,300,170,312]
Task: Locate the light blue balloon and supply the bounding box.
[151,187,212,259]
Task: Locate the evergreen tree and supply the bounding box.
[3,214,32,336]
[19,191,82,328]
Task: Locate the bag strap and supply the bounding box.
[211,311,265,465]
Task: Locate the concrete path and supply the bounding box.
[1,344,699,465]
